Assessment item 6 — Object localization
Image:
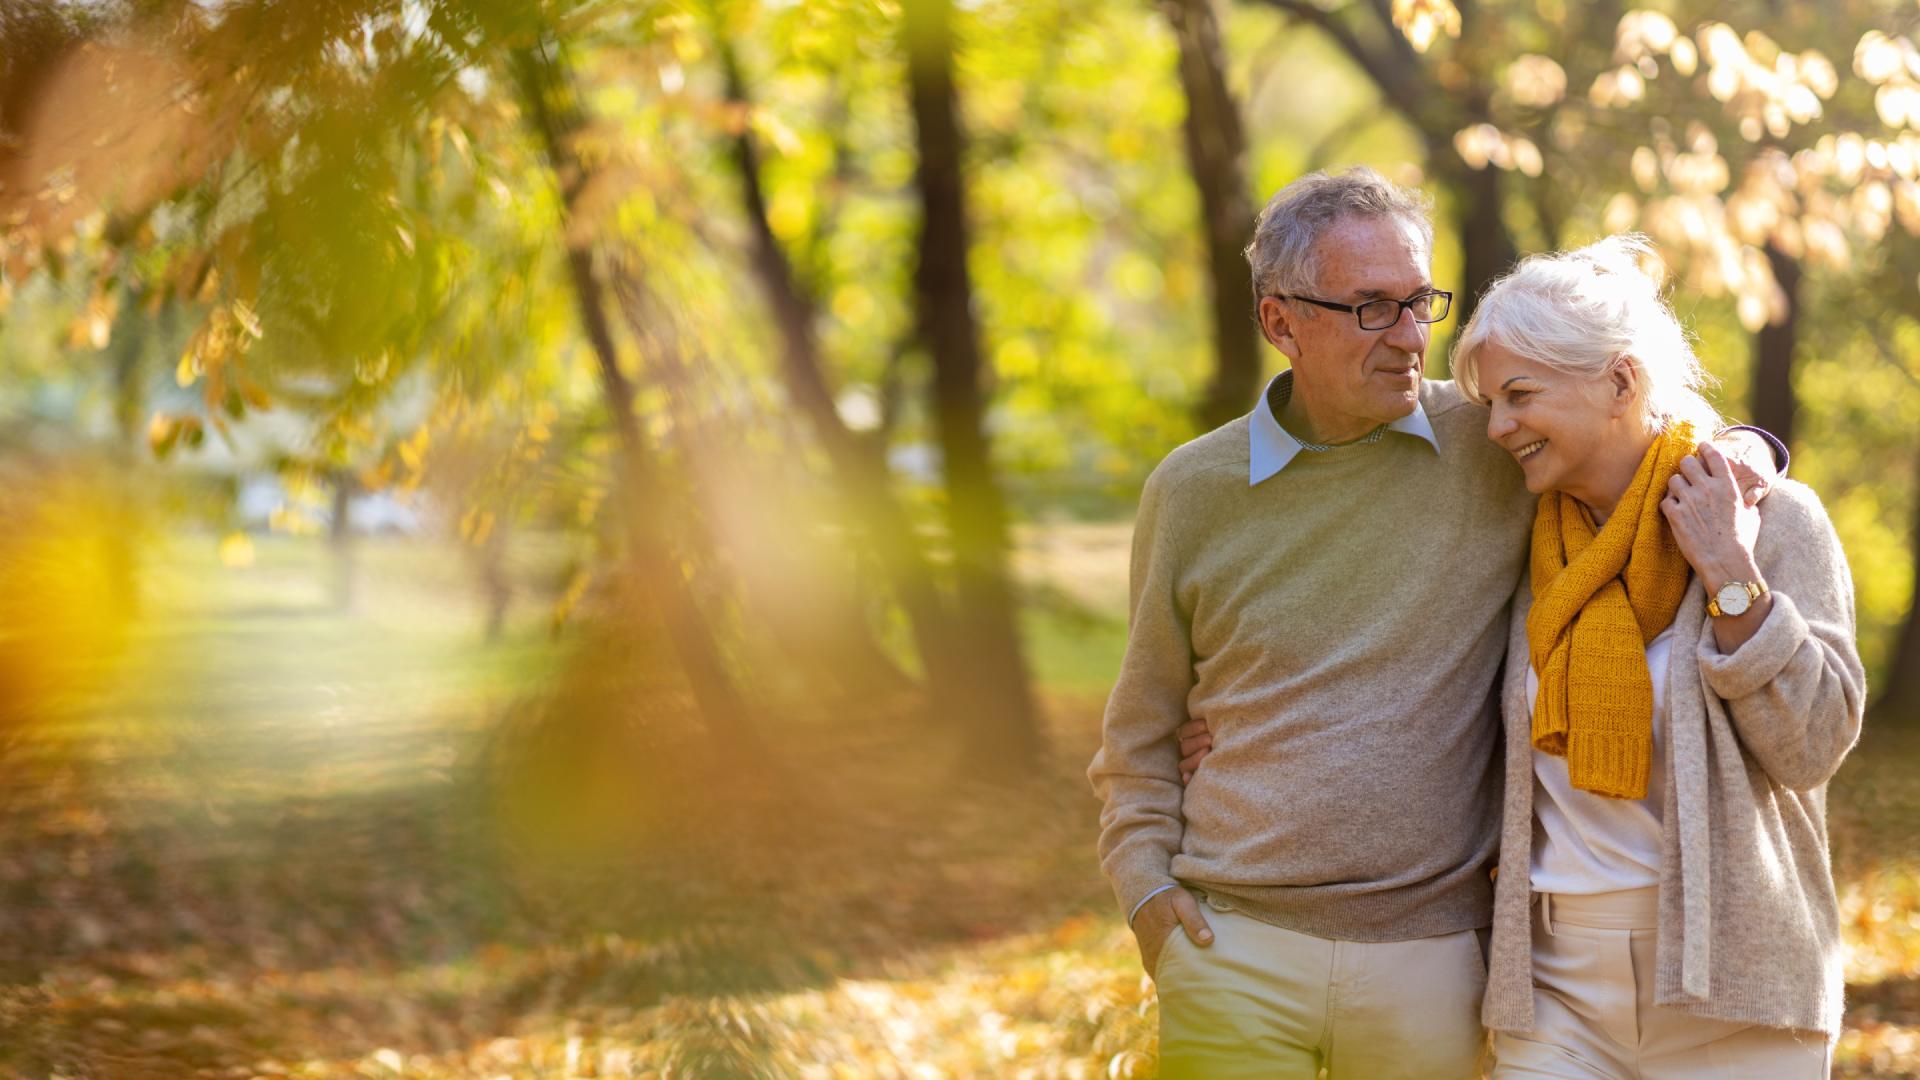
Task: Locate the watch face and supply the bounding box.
[1716,583,1752,616]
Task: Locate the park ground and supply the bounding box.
[2,526,1919,1078]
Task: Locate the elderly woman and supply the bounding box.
[1181,235,1863,1076]
[1454,235,1863,1076]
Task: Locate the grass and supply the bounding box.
[0,526,1916,1077]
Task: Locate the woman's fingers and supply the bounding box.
[1697,443,1746,503]
[1678,453,1710,485]
[1699,441,1756,503]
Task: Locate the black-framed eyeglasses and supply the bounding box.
[1272,290,1453,331]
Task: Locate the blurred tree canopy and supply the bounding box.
[3,0,1920,762]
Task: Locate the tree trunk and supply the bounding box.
[1163,0,1261,432]
[1254,1,1520,343]
[900,0,1044,776]
[477,525,510,643]
[1875,481,1920,728]
[106,284,145,619]
[512,41,768,761]
[1872,364,1920,728]
[716,36,956,704]
[0,3,78,213]
[329,472,356,611]
[608,244,920,703]
[1750,242,1801,451]
[1443,157,1518,334]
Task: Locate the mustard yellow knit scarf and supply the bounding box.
[1527,423,1696,800]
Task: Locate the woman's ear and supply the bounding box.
[1607,356,1643,418]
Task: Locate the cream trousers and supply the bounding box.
[1491,887,1831,1078]
[1155,898,1487,1079]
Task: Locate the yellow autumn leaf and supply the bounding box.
[85,293,115,349]
[1391,0,1460,53]
[217,531,254,568]
[231,298,262,340]
[398,427,430,471]
[461,506,495,546]
[751,108,804,158]
[146,412,177,456]
[356,351,391,385]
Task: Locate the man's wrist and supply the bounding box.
[1128,883,1178,926]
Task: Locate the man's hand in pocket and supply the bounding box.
[1134,887,1214,976]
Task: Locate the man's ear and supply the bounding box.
[1258,296,1304,363]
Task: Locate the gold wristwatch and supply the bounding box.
[1708,579,1768,618]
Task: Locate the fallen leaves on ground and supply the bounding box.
[3,535,1920,1076]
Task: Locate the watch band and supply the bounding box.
[1708,579,1767,617]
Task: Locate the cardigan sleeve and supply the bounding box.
[1087,463,1196,921]
[1695,482,1866,791]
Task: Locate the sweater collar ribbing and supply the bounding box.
[1248,370,1441,485]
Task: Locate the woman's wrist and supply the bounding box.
[1697,552,1763,590]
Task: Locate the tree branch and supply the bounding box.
[1258,0,1438,132]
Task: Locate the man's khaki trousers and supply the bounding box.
[1154,897,1488,1079]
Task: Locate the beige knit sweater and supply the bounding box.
[1482,478,1866,1038]
[1089,378,1535,941]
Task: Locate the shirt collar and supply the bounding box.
[1247,369,1441,485]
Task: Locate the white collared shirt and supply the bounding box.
[1525,627,1674,894]
[1247,370,1441,485]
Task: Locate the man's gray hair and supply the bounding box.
[1244,167,1436,302]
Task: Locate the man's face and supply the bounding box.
[1259,215,1434,429]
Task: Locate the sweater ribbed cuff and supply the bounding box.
[1128,883,1178,926]
[1718,424,1790,476]
[1698,592,1805,700]
[1107,846,1180,927]
[1565,729,1653,800]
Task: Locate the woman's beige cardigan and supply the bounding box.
[1482,479,1867,1039]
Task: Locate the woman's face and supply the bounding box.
[1477,341,1637,500]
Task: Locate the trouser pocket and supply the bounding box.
[1152,921,1184,981]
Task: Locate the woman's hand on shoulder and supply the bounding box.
[1666,442,1774,651]
[1664,442,1762,586]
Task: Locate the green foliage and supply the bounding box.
[3,1,1917,678]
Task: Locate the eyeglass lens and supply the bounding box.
[1357,293,1449,330]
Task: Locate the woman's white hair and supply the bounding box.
[1451,234,1721,433]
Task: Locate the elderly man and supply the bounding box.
[1086,168,1780,1079]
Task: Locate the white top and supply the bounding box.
[1526,625,1674,895]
